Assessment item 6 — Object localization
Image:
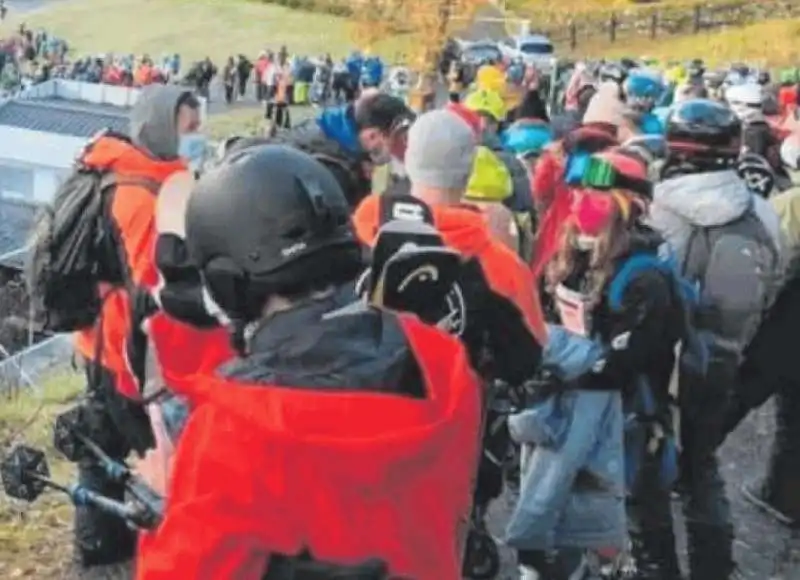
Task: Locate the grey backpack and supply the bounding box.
[683,209,781,361]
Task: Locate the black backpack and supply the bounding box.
[27,133,159,333]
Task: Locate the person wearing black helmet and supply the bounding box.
[647,98,785,580]
[135,145,483,580]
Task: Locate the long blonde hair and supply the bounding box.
[545,198,633,307]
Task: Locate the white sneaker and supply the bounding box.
[519,566,540,580]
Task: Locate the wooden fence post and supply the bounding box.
[693,4,702,33]
[570,21,577,50]
[609,12,618,43]
[650,13,658,39]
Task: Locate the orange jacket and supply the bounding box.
[136,315,482,580]
[74,135,186,399]
[135,64,154,87]
[352,194,547,345]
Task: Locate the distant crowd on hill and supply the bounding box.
[0,23,400,115]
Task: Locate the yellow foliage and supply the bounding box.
[511,0,737,16]
[348,0,399,50]
[570,18,800,67]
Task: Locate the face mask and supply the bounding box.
[178,132,209,173]
[369,146,392,166]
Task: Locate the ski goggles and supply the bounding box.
[565,153,653,199]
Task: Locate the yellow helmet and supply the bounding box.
[665,64,687,85]
[464,88,507,123]
[475,64,506,92]
[465,146,512,203]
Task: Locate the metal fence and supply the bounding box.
[528,0,800,49]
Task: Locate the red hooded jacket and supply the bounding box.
[136,314,482,580]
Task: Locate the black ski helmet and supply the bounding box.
[665,98,741,163]
[185,145,361,324]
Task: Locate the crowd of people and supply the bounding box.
[0,23,186,97]
[11,43,800,580]
[0,22,396,130]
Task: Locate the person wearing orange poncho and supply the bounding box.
[136,144,483,580]
[354,108,548,350]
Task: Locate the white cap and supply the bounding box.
[781,136,800,170]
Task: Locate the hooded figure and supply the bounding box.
[130,84,198,160]
[646,98,786,580]
[70,84,201,570]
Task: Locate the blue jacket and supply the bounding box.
[316,105,361,155]
[640,111,665,135]
[504,326,627,551]
[361,57,384,87]
[345,54,363,82]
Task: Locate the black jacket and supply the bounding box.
[220,285,426,398]
[563,229,683,397]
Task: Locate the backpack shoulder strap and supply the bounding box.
[608,252,669,311]
[113,174,162,195]
[682,224,713,283]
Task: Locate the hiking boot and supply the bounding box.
[629,528,682,580]
[685,522,734,580]
[74,462,137,567]
[741,481,799,527]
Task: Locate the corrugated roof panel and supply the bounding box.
[0,100,129,138]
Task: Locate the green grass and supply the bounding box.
[0,0,413,137]
[566,17,800,67]
[0,370,83,578]
[509,0,743,17]
[1,0,410,64]
[203,104,320,140]
[204,106,267,140]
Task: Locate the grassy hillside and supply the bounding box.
[573,17,800,66]
[0,370,83,578]
[0,0,414,137]
[509,0,748,17]
[0,0,409,63]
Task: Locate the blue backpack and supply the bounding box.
[607,249,708,492]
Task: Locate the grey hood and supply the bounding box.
[647,170,752,263]
[130,84,192,160]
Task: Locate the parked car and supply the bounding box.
[453,39,504,86]
[499,34,557,74]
